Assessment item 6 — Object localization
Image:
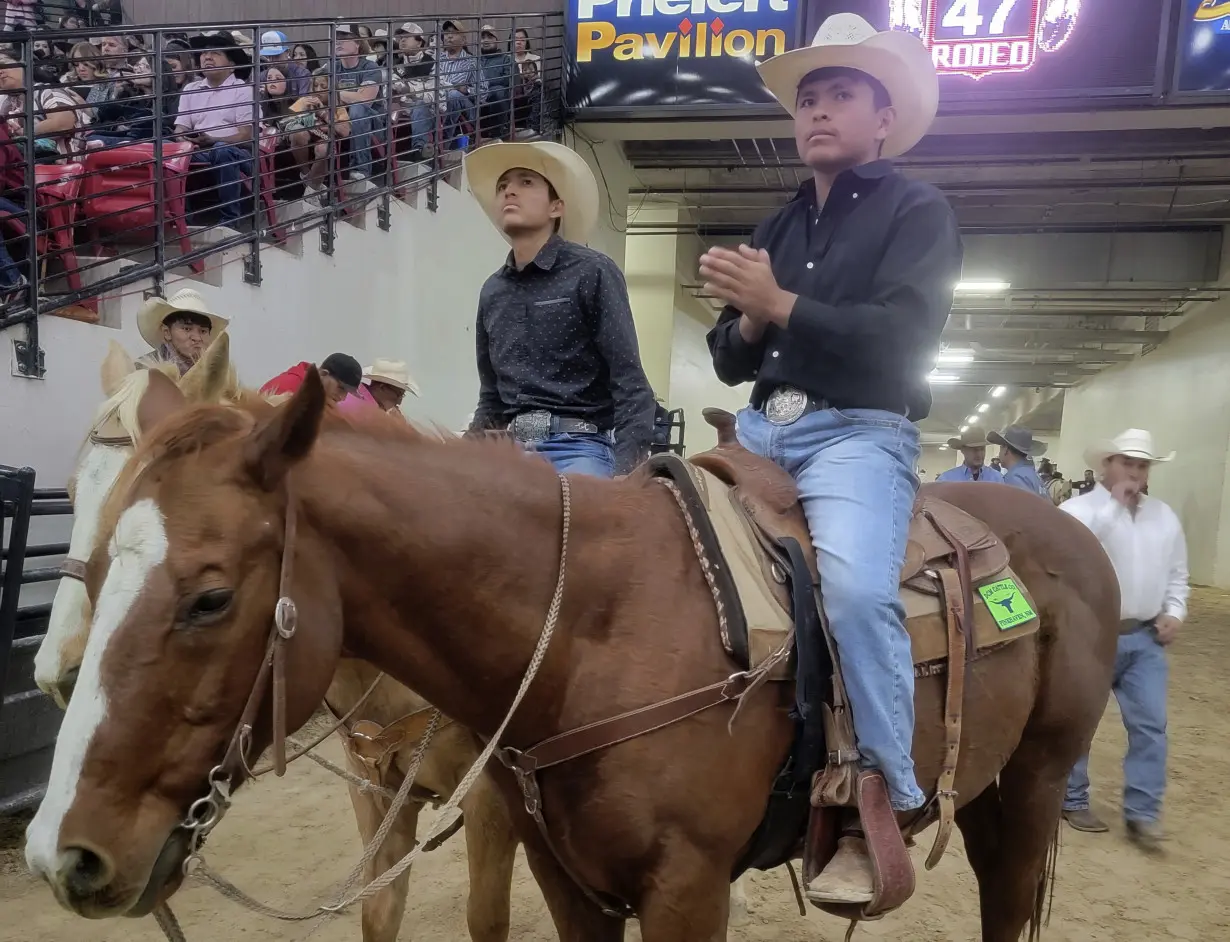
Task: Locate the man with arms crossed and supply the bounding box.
[1061,429,1188,854]
[464,141,654,476]
[704,15,961,903]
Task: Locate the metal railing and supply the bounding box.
[1,466,71,813]
[0,13,565,377]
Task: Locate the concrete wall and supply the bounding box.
[1,181,508,489]
[668,310,750,455]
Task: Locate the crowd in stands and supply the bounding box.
[0,13,552,310]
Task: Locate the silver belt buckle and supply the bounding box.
[764,386,809,426]
[512,410,551,443]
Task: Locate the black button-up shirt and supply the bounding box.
[707,160,962,421]
[472,234,655,472]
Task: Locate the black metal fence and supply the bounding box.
[0,466,70,814]
[0,13,564,376]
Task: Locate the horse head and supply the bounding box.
[25,369,343,918]
[34,334,239,707]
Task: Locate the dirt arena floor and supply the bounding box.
[4,588,1230,941]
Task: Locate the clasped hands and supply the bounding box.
[699,245,796,329]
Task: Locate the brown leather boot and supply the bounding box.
[805,834,875,905]
[1125,820,1164,854]
[1063,808,1109,833]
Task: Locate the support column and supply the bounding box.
[625,203,679,398]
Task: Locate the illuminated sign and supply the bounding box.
[892,0,1082,80]
[574,0,789,63]
[1175,0,1230,92]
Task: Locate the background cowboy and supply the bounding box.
[988,424,1048,497]
[363,358,420,415]
[261,352,363,405]
[1060,429,1189,853]
[134,288,228,375]
[938,429,1003,483]
[463,141,654,477]
[703,14,960,904]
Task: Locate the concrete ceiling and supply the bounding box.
[604,110,1230,439]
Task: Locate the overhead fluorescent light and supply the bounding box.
[977,403,990,414]
[928,371,960,384]
[936,348,975,365]
[939,443,948,449]
[991,385,1008,398]
[966,415,980,424]
[959,425,969,433]
[955,280,1010,292]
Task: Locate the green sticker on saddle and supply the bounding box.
[977,578,1037,631]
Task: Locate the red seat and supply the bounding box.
[249,129,288,243]
[0,163,87,295]
[77,142,201,274]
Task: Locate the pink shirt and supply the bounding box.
[336,384,380,416]
[176,73,255,137]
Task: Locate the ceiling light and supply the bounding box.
[959,425,969,433]
[928,371,960,384]
[936,348,975,365]
[939,443,948,449]
[966,415,980,425]
[955,280,1010,292]
[991,385,1008,398]
[977,403,990,413]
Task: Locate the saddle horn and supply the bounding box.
[703,408,739,447]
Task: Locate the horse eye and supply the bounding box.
[187,589,233,624]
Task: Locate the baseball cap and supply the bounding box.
[395,22,423,37]
[336,23,360,37]
[320,353,363,391]
[259,30,289,58]
[480,23,498,36]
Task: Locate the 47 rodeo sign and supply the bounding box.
[567,0,799,109]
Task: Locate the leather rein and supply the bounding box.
[58,429,139,586]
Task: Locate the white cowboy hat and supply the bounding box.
[756,13,938,158]
[1084,428,1175,468]
[363,358,420,396]
[464,141,600,244]
[136,288,229,350]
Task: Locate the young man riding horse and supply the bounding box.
[463,141,656,477]
[702,15,962,904]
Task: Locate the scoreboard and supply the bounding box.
[925,0,1043,77]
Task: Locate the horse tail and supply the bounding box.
[1028,822,1061,942]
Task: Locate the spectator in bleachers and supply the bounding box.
[294,67,350,192]
[134,289,228,375]
[437,19,483,148]
[370,29,389,66]
[0,53,91,158]
[512,27,539,69]
[0,119,29,303]
[477,24,513,141]
[292,43,319,74]
[260,352,363,404]
[390,22,435,161]
[64,41,105,108]
[66,0,124,29]
[59,13,89,32]
[3,1,40,32]
[162,43,195,114]
[177,34,255,227]
[90,56,176,145]
[332,24,383,180]
[259,64,309,199]
[259,30,311,97]
[512,58,541,138]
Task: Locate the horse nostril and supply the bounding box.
[59,844,114,898]
[54,666,79,706]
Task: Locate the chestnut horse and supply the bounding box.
[26,369,1119,941]
[30,342,523,942]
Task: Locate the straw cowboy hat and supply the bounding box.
[1084,428,1175,468]
[988,425,1048,459]
[756,13,938,158]
[464,141,600,244]
[947,428,990,450]
[136,289,229,349]
[364,358,421,396]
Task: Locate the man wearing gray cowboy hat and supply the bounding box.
[464,141,654,476]
[134,288,229,376]
[703,13,962,903]
[937,428,1005,483]
[987,424,1049,498]
[1060,429,1188,853]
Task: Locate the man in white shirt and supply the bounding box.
[1059,429,1188,853]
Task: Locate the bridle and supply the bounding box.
[58,429,138,586]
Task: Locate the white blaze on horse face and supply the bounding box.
[26,498,168,878]
[34,444,134,695]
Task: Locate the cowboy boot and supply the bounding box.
[1125,820,1164,855]
[1063,808,1109,833]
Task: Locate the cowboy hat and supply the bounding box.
[136,289,229,350]
[988,425,1047,459]
[947,429,989,450]
[1084,429,1175,468]
[464,141,600,244]
[364,358,421,396]
[756,13,938,158]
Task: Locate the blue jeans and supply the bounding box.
[189,142,254,223]
[737,406,924,810]
[346,103,383,176]
[530,432,616,479]
[444,88,476,144]
[0,195,26,287]
[406,101,434,150]
[1064,624,1168,823]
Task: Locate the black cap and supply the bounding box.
[320,353,362,391]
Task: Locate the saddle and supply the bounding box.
[646,408,1041,921]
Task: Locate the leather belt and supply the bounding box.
[761,386,827,426]
[509,410,600,443]
[1120,618,1156,635]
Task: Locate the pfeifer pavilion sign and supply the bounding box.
[899,0,1080,80]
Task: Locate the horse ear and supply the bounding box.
[180,331,232,403]
[136,366,188,434]
[100,341,135,398]
[244,365,326,491]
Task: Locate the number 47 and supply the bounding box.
[942,0,1021,37]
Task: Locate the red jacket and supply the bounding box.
[260,362,311,398]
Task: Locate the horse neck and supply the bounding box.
[296,430,585,738]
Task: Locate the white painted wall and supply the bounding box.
[1056,304,1230,587]
[668,310,751,455]
[0,182,509,489]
